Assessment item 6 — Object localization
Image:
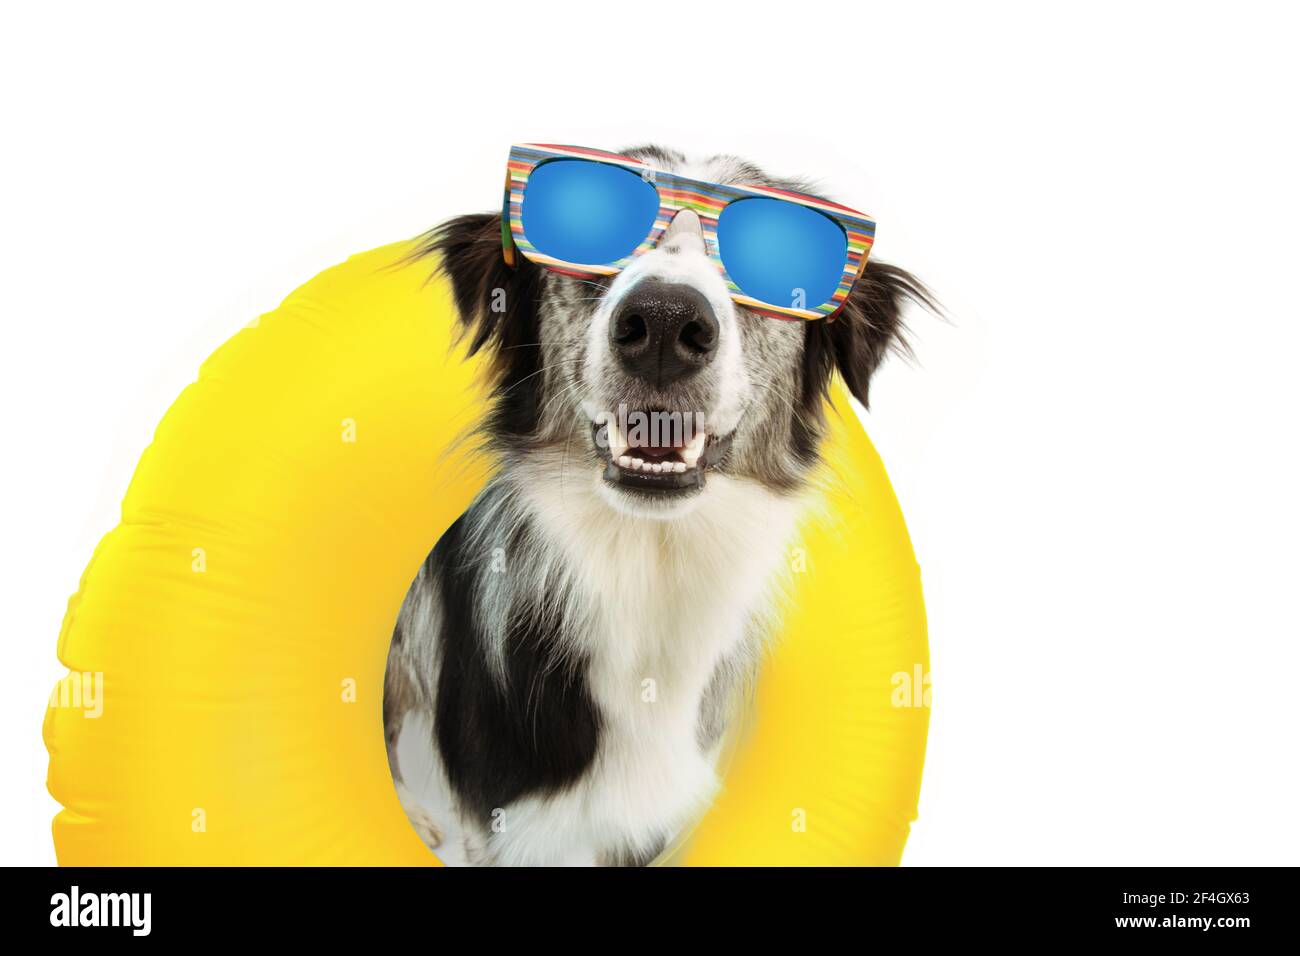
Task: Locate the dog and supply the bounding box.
[383,144,931,865]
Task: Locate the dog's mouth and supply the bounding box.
[590,413,733,497]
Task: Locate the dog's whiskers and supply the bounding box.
[498,359,581,398]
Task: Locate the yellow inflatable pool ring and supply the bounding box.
[44,240,930,866]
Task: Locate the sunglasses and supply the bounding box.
[502,144,876,321]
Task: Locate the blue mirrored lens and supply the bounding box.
[716,197,847,310]
[521,159,660,265]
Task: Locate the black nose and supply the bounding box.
[608,281,720,387]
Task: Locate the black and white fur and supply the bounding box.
[383,145,931,866]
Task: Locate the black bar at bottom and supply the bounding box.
[3,866,1288,942]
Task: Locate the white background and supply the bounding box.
[3,1,1297,865]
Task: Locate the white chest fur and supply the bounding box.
[486,471,805,865]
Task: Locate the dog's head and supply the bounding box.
[418,145,932,519]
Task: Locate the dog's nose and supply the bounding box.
[609,281,720,387]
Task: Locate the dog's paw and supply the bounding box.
[395,783,443,850]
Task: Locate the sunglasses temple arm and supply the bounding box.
[500,168,518,268]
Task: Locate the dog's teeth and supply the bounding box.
[607,420,627,458]
[681,430,709,468]
[616,452,691,476]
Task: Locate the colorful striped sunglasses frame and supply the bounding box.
[502,143,876,321]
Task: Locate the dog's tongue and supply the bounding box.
[627,427,688,460]
[633,443,680,460]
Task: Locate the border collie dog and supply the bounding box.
[383,145,930,866]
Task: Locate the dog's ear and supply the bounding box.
[411,212,544,382]
[803,260,935,410]
[410,212,546,440]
